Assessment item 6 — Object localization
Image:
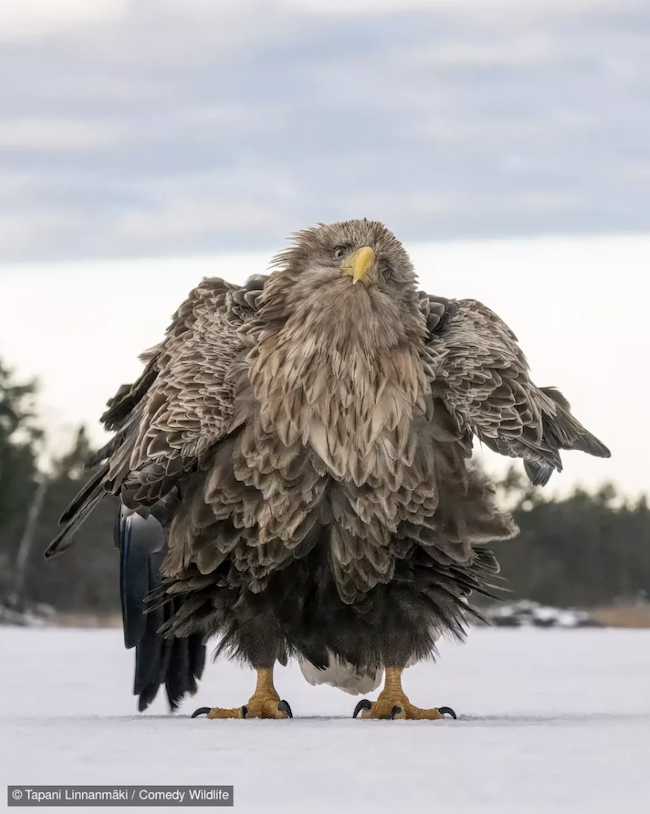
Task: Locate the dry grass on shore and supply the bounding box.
[590,605,650,629]
[54,612,122,628]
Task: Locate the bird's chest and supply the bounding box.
[239,349,431,496]
[221,344,435,548]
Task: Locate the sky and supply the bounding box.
[0,234,644,497]
[0,0,649,262]
[0,1,647,498]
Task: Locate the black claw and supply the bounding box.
[277,700,293,718]
[390,705,402,720]
[439,706,457,719]
[353,699,372,718]
[191,707,211,718]
[240,705,248,719]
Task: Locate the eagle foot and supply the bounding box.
[192,697,292,720]
[192,667,292,720]
[353,697,456,720]
[352,667,456,721]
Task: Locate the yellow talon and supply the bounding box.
[193,667,293,720]
[353,667,456,721]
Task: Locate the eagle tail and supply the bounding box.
[118,509,205,711]
[298,653,382,696]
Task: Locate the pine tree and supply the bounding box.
[23,427,119,614]
[0,360,42,601]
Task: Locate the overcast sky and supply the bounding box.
[0,2,647,498]
[1,0,649,262]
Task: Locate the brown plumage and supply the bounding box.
[47,219,610,712]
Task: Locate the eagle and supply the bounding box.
[47,220,609,720]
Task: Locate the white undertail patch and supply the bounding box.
[298,653,383,696]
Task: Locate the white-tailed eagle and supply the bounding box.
[48,220,609,720]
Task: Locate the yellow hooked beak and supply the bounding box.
[343,246,376,285]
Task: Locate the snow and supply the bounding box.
[1,627,648,813]
[483,600,595,628]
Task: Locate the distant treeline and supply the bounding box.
[0,356,648,614]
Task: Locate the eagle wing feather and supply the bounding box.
[45,275,267,558]
[420,296,610,484]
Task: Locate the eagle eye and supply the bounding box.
[378,259,393,278]
[333,246,347,260]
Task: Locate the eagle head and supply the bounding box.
[260,219,427,355]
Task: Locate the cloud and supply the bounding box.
[118,197,289,243]
[0,118,125,150]
[283,0,644,24]
[0,0,129,42]
[0,209,83,257]
[0,0,648,261]
[404,36,560,68]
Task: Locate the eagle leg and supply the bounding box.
[352,667,456,721]
[192,667,292,720]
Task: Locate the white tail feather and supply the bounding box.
[298,653,382,696]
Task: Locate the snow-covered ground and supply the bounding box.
[1,627,648,813]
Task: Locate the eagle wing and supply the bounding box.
[419,294,610,485]
[45,274,268,558]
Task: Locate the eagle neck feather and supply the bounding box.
[248,314,430,483]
